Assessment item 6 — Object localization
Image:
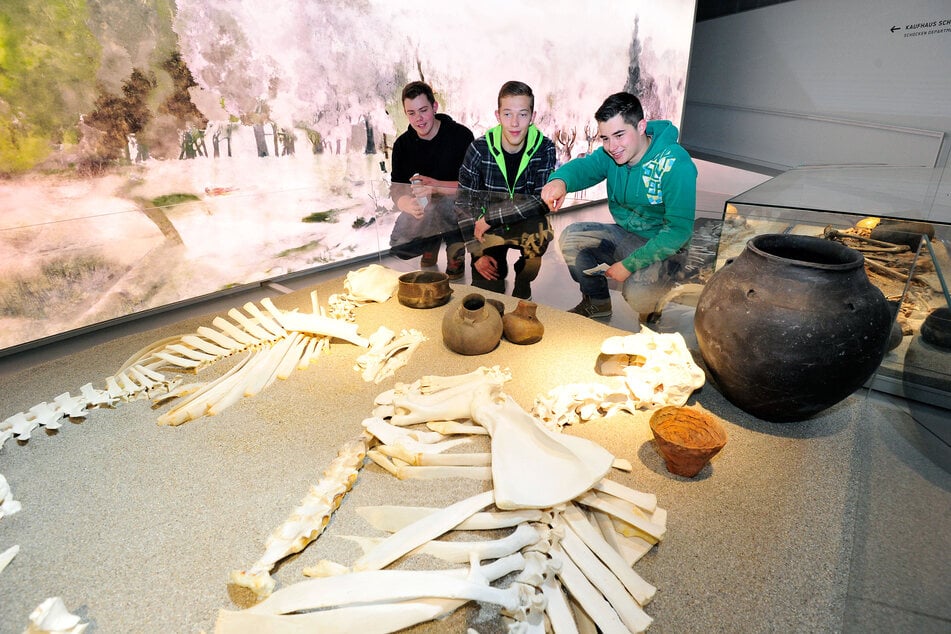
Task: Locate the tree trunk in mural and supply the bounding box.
[365,118,375,154]
[282,129,296,155]
[253,124,268,157]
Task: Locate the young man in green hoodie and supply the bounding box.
[455,81,556,299]
[541,92,697,322]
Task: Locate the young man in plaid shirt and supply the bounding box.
[455,81,556,299]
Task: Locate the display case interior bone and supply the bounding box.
[713,165,951,409]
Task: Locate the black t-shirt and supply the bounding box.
[390,114,474,184]
[503,145,526,191]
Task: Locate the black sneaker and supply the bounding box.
[568,296,612,318]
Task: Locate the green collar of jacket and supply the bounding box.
[484,124,544,197]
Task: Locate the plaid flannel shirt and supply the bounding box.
[455,128,556,247]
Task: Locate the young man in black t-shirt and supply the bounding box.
[389,82,474,278]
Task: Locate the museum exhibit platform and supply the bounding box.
[2,271,949,633]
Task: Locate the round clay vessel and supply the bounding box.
[442,293,503,355]
[649,406,727,477]
[502,300,545,345]
[694,234,891,422]
[397,270,452,309]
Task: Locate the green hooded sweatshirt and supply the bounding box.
[548,120,697,272]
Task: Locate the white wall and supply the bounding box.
[682,0,951,170]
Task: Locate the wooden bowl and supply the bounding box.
[397,271,452,309]
[649,406,727,477]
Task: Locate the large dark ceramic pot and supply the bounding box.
[694,234,891,422]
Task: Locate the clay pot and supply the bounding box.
[397,271,452,309]
[694,234,891,422]
[442,293,503,355]
[649,406,727,477]
[502,300,545,345]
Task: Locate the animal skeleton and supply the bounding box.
[220,368,666,632]
[1,271,687,630]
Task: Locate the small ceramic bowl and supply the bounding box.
[397,271,453,309]
[649,406,727,477]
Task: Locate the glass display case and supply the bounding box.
[717,165,951,409]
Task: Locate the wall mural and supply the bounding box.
[0,0,695,353]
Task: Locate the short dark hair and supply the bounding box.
[402,81,435,105]
[595,92,644,127]
[498,80,534,112]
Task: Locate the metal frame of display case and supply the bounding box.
[717,165,951,410]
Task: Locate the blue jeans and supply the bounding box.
[559,221,687,315]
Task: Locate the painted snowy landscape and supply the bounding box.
[0,0,695,351]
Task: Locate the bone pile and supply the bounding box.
[218,367,667,633]
[533,329,706,428]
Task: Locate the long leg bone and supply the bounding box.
[356,505,545,533]
[415,366,511,393]
[426,421,490,435]
[368,449,492,480]
[340,522,543,563]
[352,490,494,572]
[244,568,524,616]
[362,416,470,450]
[273,311,369,347]
[376,444,491,467]
[218,554,527,634]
